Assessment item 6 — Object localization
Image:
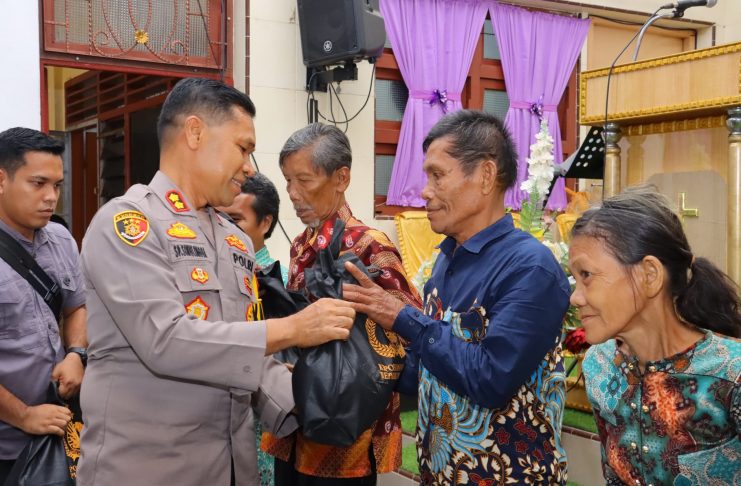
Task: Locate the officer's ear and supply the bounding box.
[184,115,205,150]
[258,214,273,238]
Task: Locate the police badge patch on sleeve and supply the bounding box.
[114,210,150,246]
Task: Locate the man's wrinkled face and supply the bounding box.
[569,235,646,345]
[420,137,489,244]
[281,147,346,229]
[0,151,63,239]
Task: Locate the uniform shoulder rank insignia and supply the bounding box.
[165,190,190,212]
[185,296,210,320]
[225,234,247,252]
[113,210,149,247]
[191,267,209,284]
[166,222,197,239]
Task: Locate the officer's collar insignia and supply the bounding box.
[166,222,197,239]
[113,211,149,247]
[225,234,247,252]
[165,190,190,213]
[185,296,209,320]
[191,267,209,284]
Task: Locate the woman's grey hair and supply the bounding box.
[278,123,352,174]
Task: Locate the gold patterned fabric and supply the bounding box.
[393,211,445,279]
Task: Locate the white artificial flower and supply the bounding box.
[522,120,556,205]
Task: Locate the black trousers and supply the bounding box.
[0,459,16,485]
[274,458,377,486]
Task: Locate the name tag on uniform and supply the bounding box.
[168,241,209,262]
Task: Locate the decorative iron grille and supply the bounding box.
[43,0,224,69]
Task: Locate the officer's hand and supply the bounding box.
[342,262,405,330]
[52,353,84,399]
[19,404,73,436]
[295,298,355,347]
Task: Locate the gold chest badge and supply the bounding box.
[191,267,209,284]
[225,234,248,252]
[113,211,149,247]
[166,222,197,239]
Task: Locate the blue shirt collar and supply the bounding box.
[439,213,515,256]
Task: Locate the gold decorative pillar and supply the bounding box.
[727,107,741,285]
[603,122,623,198]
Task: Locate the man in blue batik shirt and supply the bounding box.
[344,110,571,485]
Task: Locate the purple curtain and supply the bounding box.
[381,0,488,207]
[490,3,589,210]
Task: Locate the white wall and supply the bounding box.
[0,1,41,131]
[249,1,394,265]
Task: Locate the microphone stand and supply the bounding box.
[603,6,665,133]
[633,11,677,62]
[600,6,666,197]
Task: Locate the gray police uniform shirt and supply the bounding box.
[0,219,85,460]
[77,171,296,486]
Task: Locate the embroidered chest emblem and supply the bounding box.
[166,222,197,239]
[113,211,149,247]
[165,190,190,212]
[185,296,209,320]
[225,234,247,252]
[191,267,209,284]
[243,275,254,296]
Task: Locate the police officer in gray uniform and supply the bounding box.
[77,79,355,486]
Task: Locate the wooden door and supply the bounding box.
[70,128,98,245]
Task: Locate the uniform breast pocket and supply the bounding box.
[0,279,42,351]
[0,278,28,326]
[232,267,256,299]
[219,267,257,322]
[173,264,222,293]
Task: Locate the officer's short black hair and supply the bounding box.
[0,127,65,178]
[157,78,256,145]
[242,173,280,240]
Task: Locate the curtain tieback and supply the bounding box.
[410,89,461,114]
[510,97,557,121]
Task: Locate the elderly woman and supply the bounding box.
[568,187,740,486]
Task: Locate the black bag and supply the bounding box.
[4,383,76,486]
[292,219,405,447]
[256,261,309,365]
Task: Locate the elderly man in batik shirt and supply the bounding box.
[262,123,421,486]
[344,111,571,485]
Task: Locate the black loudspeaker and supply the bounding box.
[297,0,386,68]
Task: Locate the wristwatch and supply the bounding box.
[67,347,88,367]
